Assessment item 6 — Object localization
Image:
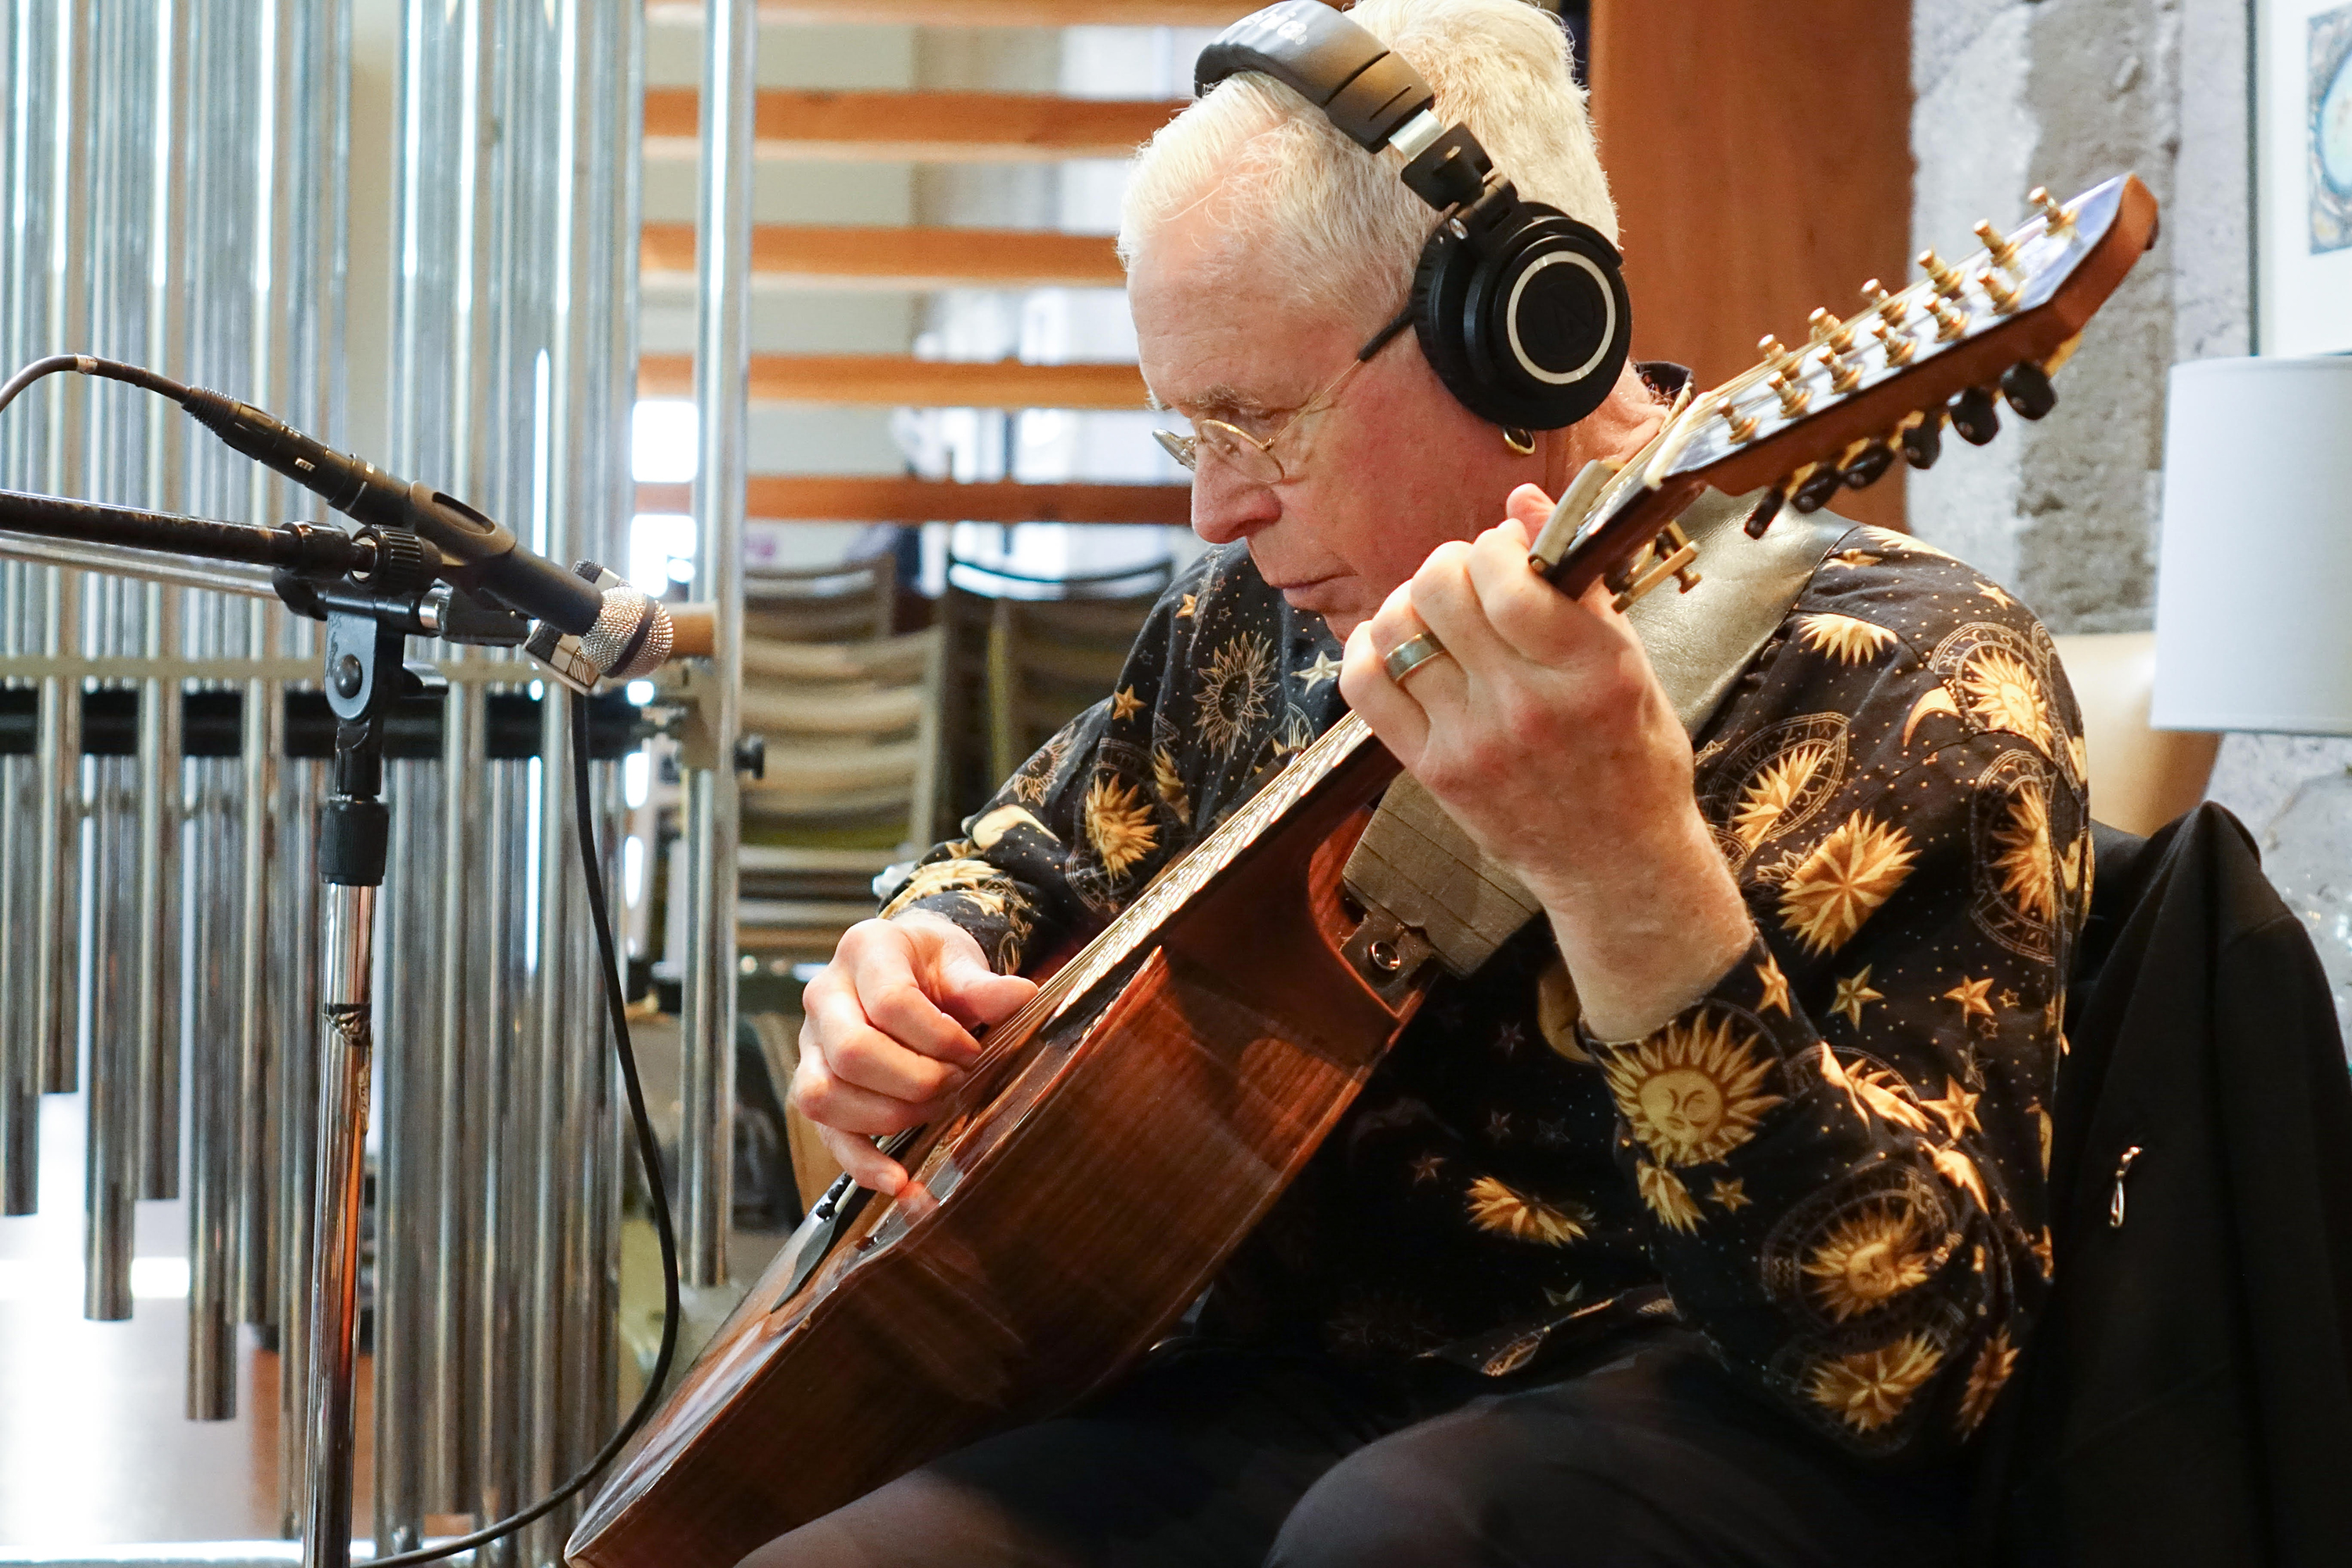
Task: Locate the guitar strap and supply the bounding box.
[1341,487,1853,979]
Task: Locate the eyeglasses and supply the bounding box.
[1152,308,1413,488]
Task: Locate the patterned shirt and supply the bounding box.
[881,520,2089,1464]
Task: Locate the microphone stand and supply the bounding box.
[0,487,524,1568]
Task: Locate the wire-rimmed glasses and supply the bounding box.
[1151,309,1412,487]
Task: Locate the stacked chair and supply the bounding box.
[929,552,1175,839]
[726,550,940,1223]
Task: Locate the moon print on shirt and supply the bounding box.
[1196,631,1276,757]
[1970,750,2061,961]
[1703,712,1851,864]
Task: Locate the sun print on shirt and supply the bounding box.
[1802,1199,1938,1322]
[1808,1333,1944,1433]
[1778,811,1918,955]
[1465,1175,1591,1247]
[1600,1010,1784,1168]
[1082,772,1158,880]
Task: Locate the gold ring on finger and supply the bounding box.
[1381,630,1451,685]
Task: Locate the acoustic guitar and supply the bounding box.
[568,173,2158,1568]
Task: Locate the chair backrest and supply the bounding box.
[742,554,895,645]
[929,557,1174,838]
[2049,631,2220,836]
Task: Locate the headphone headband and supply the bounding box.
[1194,0,1437,157]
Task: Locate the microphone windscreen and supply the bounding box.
[584,584,674,681]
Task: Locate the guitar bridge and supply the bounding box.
[1606,522,1702,613]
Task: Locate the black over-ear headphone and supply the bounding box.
[1194,0,1632,431]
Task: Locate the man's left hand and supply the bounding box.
[1339,483,1755,1042]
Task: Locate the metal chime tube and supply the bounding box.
[32,2,86,1116]
[0,0,65,1218]
[181,0,251,1418]
[134,0,186,1214]
[680,0,755,1293]
[79,0,172,1328]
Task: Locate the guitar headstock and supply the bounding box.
[1532,174,2160,595]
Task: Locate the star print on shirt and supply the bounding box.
[1755,953,1792,1016]
[1831,966,1883,1027]
[1494,1021,1526,1056]
[1409,1152,1447,1185]
[1176,593,1196,619]
[1294,648,1343,691]
[1922,1076,1984,1138]
[1110,685,1145,721]
[1484,1110,1514,1145]
[1943,975,1998,1026]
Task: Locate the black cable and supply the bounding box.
[0,352,188,418]
[358,689,684,1565]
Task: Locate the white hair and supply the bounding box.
[1118,0,1617,334]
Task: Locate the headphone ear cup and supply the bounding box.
[1408,205,1632,430]
[1461,209,1632,429]
[1408,230,1493,423]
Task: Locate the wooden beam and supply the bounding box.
[1590,0,1911,529]
[637,354,1147,408]
[641,88,1184,162]
[636,477,1190,524]
[648,0,1271,23]
[641,223,1125,290]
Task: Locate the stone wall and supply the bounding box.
[1910,0,2352,840]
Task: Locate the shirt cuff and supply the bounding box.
[1573,927,1806,1058]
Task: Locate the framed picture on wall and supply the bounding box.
[2256,0,2352,353]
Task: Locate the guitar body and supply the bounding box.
[568,741,1417,1568]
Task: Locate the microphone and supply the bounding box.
[179,385,673,688]
[180,387,608,637]
[522,561,676,695]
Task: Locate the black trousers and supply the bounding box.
[739,1328,1973,1568]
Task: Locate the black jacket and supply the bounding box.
[1977,805,2352,1565]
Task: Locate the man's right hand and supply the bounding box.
[790,909,1039,1195]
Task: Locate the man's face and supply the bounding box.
[1129,202,1541,640]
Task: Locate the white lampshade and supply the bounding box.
[2151,355,2352,734]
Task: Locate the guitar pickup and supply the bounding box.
[1606,522,1702,613]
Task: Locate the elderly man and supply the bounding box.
[763,1,2085,1563]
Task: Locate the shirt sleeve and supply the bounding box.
[876,550,1254,975]
[1576,526,2090,1463]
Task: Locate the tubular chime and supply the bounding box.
[0,1,662,1560]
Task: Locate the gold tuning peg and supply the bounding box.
[1872,319,1917,366]
[1973,219,2021,270]
[1807,307,1857,354]
[1978,268,2022,314]
[1927,293,1969,342]
[1757,335,1801,377]
[1818,343,1862,394]
[1769,369,1809,416]
[1918,248,1966,297]
[2028,185,2074,235]
[1861,278,1911,325]
[1722,401,1760,443]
